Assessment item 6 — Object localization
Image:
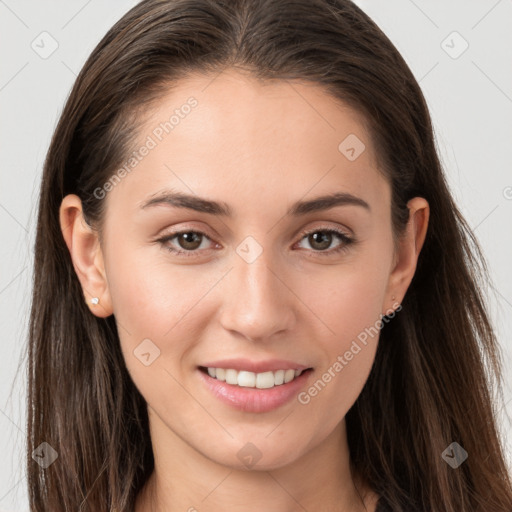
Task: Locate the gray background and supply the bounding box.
[1,0,511,509]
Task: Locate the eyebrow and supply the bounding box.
[140,190,371,216]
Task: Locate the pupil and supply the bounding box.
[179,232,201,250]
[310,231,331,250]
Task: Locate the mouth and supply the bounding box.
[198,366,313,389]
[197,364,314,413]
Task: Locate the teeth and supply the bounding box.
[238,371,256,387]
[284,369,295,383]
[225,369,238,385]
[206,367,306,388]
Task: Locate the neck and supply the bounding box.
[135,410,378,512]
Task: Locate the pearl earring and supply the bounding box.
[91,297,99,305]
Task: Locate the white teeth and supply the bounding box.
[205,367,306,388]
[225,369,238,385]
[274,369,285,385]
[237,371,256,387]
[256,371,274,389]
[284,369,295,383]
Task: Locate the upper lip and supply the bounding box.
[200,358,311,373]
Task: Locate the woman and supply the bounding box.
[27,0,512,511]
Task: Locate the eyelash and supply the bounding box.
[157,226,355,258]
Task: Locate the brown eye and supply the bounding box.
[157,227,354,259]
[307,231,334,251]
[175,231,203,251]
[158,230,214,256]
[295,227,354,256]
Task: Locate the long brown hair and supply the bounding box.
[27,0,512,510]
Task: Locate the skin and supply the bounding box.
[60,68,429,512]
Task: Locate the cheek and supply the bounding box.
[293,248,390,419]
[296,285,381,437]
[107,239,212,325]
[105,255,218,423]
[104,245,212,372]
[297,250,391,348]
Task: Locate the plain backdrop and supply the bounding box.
[1,1,511,510]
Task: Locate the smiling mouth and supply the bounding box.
[198,366,313,389]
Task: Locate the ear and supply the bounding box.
[383,196,429,316]
[59,194,113,318]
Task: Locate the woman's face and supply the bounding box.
[81,69,422,470]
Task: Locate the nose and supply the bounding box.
[219,248,296,343]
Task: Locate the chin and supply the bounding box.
[205,440,303,472]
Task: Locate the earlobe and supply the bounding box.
[382,197,430,317]
[59,194,113,318]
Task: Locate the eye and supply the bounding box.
[158,230,216,257]
[294,227,354,256]
[157,226,355,258]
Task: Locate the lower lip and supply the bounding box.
[197,368,312,413]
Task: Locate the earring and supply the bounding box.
[91,297,99,305]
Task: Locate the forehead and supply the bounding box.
[106,68,389,219]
